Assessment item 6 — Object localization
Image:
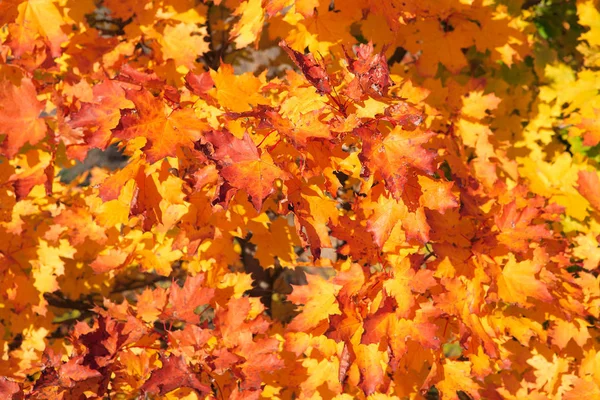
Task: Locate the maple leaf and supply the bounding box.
[577,170,600,212]
[418,175,459,213]
[354,343,387,395]
[287,273,341,332]
[360,126,435,199]
[264,0,289,16]
[136,287,168,323]
[141,355,210,396]
[90,248,136,274]
[117,65,165,90]
[275,92,333,145]
[210,63,268,112]
[215,297,270,348]
[0,0,22,26]
[204,130,286,211]
[0,377,22,400]
[53,207,108,246]
[115,88,205,164]
[8,0,68,57]
[279,40,332,95]
[527,353,569,394]
[436,360,481,400]
[294,0,319,18]
[185,71,214,98]
[573,233,600,271]
[382,102,425,130]
[497,252,553,307]
[162,274,215,324]
[98,157,143,202]
[0,78,47,158]
[287,180,340,255]
[230,0,265,48]
[461,91,502,120]
[549,318,591,350]
[158,22,209,69]
[69,80,134,156]
[563,377,600,400]
[32,239,76,293]
[344,42,393,99]
[401,17,478,77]
[495,201,553,253]
[382,257,415,317]
[58,356,102,387]
[366,193,407,247]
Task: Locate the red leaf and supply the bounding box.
[162,274,214,324]
[0,377,22,400]
[344,42,393,99]
[279,40,332,95]
[205,130,286,210]
[141,355,210,395]
[0,78,47,158]
[360,126,435,199]
[185,71,214,98]
[118,64,164,90]
[495,201,553,253]
[59,356,102,386]
[69,80,134,154]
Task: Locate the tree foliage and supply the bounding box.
[0,0,599,398]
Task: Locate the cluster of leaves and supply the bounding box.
[0,0,599,399]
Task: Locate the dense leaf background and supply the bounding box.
[0,0,599,398]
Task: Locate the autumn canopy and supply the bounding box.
[0,0,599,399]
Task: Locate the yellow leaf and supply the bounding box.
[497,252,552,307]
[461,91,502,120]
[578,1,600,47]
[159,22,209,70]
[32,239,76,293]
[10,0,68,57]
[230,0,264,48]
[437,360,480,400]
[527,352,570,394]
[210,63,268,112]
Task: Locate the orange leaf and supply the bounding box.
[136,287,168,323]
[69,80,134,155]
[361,126,435,199]
[59,356,102,386]
[495,201,553,253]
[116,89,204,163]
[549,319,591,350]
[206,130,286,211]
[280,40,332,95]
[418,175,459,213]
[497,252,552,307]
[141,355,210,396]
[436,360,481,400]
[577,170,600,212]
[287,274,341,332]
[0,78,46,158]
[210,63,268,112]
[343,42,393,99]
[159,22,209,69]
[355,343,387,395]
[367,194,407,247]
[230,0,264,48]
[8,0,68,57]
[162,274,214,324]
